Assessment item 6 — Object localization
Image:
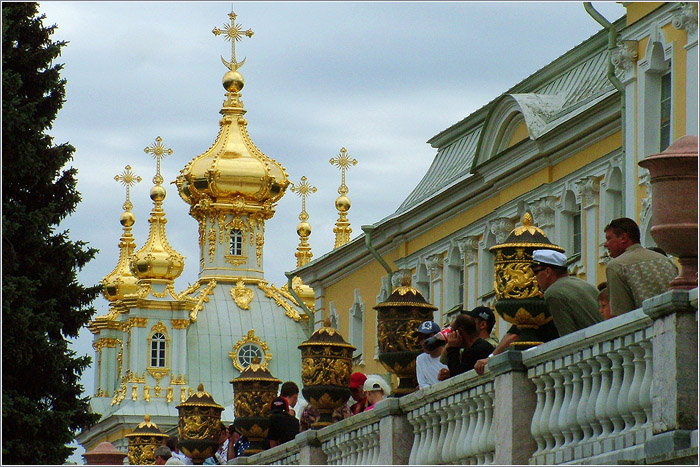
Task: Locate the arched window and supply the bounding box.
[229,229,243,256]
[150,333,166,368]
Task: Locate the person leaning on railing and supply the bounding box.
[442,314,494,378]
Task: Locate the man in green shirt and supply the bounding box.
[531,249,602,336]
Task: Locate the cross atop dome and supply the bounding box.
[212,10,254,72]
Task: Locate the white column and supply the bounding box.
[576,176,601,281]
[458,235,480,310]
[426,254,444,325]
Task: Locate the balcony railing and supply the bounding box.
[231,289,698,466]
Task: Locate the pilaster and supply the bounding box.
[374,397,413,465]
[457,235,480,310]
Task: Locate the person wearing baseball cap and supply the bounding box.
[349,372,370,414]
[414,321,448,389]
[530,249,601,336]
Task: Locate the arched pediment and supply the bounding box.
[473,93,565,169]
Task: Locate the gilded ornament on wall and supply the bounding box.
[230,279,254,309]
[229,329,271,371]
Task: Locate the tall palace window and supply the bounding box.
[230,229,243,256]
[150,333,166,368]
[660,71,672,151]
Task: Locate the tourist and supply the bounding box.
[597,282,612,320]
[442,307,500,379]
[298,400,351,431]
[279,381,300,417]
[529,249,602,335]
[349,372,370,414]
[154,446,172,465]
[604,217,678,315]
[444,314,494,377]
[166,436,192,465]
[363,375,391,411]
[204,422,229,464]
[267,397,300,447]
[232,432,250,458]
[414,320,448,389]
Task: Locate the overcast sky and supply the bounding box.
[34,1,625,460]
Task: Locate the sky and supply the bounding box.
[33,1,626,462]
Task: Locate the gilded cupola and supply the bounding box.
[102,165,142,302]
[130,137,185,294]
[176,11,289,220]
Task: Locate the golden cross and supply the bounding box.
[144,136,173,186]
[290,176,317,222]
[114,165,142,211]
[212,10,254,71]
[329,147,357,195]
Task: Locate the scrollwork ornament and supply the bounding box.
[490,217,516,244]
[576,175,601,208]
[611,40,639,73]
[672,2,698,35]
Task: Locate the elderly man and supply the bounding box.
[530,249,602,336]
[154,446,172,465]
[604,217,678,315]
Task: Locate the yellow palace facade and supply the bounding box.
[294,2,698,379]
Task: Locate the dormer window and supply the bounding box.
[230,229,243,256]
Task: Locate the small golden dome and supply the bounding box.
[335,195,351,212]
[297,221,311,237]
[150,185,166,202]
[120,211,135,227]
[223,70,244,93]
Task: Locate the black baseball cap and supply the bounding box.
[465,306,496,330]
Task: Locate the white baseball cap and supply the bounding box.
[363,375,391,395]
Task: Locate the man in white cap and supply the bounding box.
[530,249,602,336]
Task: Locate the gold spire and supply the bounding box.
[102,165,142,302]
[329,147,357,248]
[131,137,184,295]
[290,176,317,267]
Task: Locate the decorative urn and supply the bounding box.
[638,135,698,289]
[125,414,169,465]
[176,384,224,464]
[230,358,282,455]
[374,275,437,396]
[489,212,564,349]
[82,441,127,465]
[298,318,355,428]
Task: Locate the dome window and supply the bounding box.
[150,332,167,368]
[236,343,263,369]
[230,229,243,256]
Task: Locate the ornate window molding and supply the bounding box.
[229,329,271,371]
[147,321,169,383]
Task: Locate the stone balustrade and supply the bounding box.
[230,289,698,466]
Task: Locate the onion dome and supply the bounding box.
[102,166,142,302]
[374,275,439,312]
[131,137,185,283]
[176,13,289,217]
[488,212,564,252]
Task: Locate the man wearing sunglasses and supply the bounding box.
[530,249,602,336]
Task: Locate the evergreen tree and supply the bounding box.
[2,3,101,463]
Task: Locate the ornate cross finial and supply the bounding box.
[144,136,173,186]
[114,165,142,211]
[212,10,254,71]
[290,176,317,222]
[329,147,358,195]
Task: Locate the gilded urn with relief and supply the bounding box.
[125,414,169,465]
[298,319,355,428]
[489,212,564,349]
[374,276,437,396]
[176,384,224,464]
[230,359,282,454]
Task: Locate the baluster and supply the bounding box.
[594,354,613,455]
[479,391,494,464]
[617,347,635,445]
[639,340,653,442]
[607,350,625,448]
[350,430,362,465]
[586,357,602,447]
[322,440,334,465]
[472,392,486,464]
[459,397,478,463]
[627,343,646,444]
[426,403,442,465]
[339,432,351,465]
[568,363,584,447]
[434,401,449,465]
[415,408,431,465]
[441,395,458,464]
[530,374,546,457]
[407,410,419,465]
[356,427,367,465]
[557,367,574,462]
[547,369,565,463]
[539,373,556,461]
[449,396,469,464]
[373,423,381,465]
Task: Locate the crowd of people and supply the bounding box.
[152,217,677,461]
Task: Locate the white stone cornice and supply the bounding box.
[489,217,515,244]
[426,254,444,280]
[529,196,558,227]
[576,176,601,209]
[456,235,481,265]
[611,40,639,73]
[673,2,698,36]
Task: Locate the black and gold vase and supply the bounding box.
[298,318,355,428]
[489,212,564,349]
[125,414,169,465]
[176,384,224,464]
[375,276,437,396]
[230,359,282,455]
